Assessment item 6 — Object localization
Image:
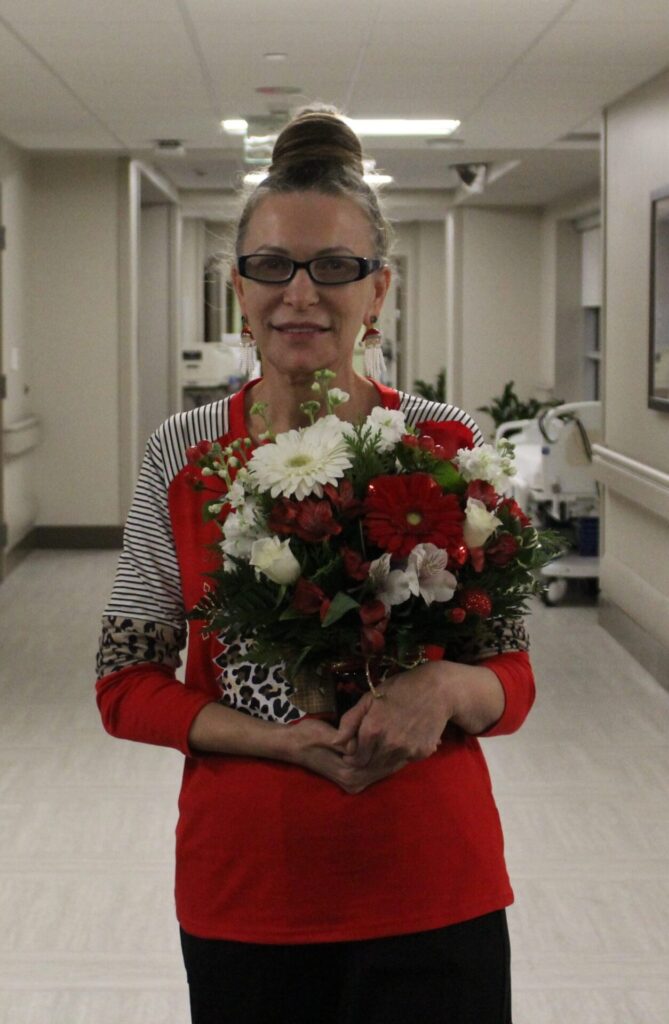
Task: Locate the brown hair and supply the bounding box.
[235,107,393,258]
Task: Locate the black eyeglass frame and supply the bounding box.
[237,254,383,285]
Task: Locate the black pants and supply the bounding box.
[180,910,512,1024]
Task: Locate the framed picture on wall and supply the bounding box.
[649,185,669,411]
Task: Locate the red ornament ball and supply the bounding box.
[461,588,493,618]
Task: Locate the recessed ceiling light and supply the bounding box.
[263,52,287,61]
[344,118,460,137]
[256,85,302,95]
[222,119,248,134]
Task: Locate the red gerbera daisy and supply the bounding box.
[363,473,464,557]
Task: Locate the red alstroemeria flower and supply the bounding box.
[416,420,475,460]
[269,497,342,543]
[363,473,464,558]
[323,480,364,520]
[292,577,330,618]
[359,599,389,656]
[268,497,300,535]
[341,546,371,582]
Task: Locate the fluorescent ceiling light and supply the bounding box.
[363,159,393,185]
[244,170,269,185]
[222,119,248,134]
[344,118,459,136]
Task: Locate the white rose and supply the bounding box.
[361,407,407,452]
[463,498,502,548]
[249,536,301,585]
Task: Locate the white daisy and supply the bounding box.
[247,416,352,500]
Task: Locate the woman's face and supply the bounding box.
[232,191,390,382]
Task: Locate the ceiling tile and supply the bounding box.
[526,19,669,65]
[0,0,181,22]
[563,0,669,19]
[369,18,553,64]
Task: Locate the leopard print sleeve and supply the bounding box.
[96,615,185,678]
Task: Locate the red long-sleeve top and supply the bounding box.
[96,382,535,942]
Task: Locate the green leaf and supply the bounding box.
[431,460,465,490]
[320,591,360,628]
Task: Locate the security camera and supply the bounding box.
[452,163,488,194]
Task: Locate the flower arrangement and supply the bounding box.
[187,371,562,709]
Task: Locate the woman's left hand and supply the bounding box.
[334,659,505,788]
[335,661,456,775]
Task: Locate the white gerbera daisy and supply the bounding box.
[248,416,352,500]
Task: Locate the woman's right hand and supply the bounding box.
[285,711,409,795]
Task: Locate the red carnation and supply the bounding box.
[465,480,498,510]
[415,420,475,460]
[486,533,519,567]
[364,473,464,558]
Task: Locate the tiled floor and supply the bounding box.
[1,550,668,1023]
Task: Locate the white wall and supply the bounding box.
[0,138,39,549]
[596,68,669,666]
[393,221,447,392]
[538,191,600,402]
[446,207,543,436]
[29,155,121,527]
[138,204,171,460]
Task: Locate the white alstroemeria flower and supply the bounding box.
[249,536,301,585]
[406,544,457,606]
[463,498,502,548]
[455,443,515,491]
[362,406,408,452]
[248,416,351,500]
[368,553,415,610]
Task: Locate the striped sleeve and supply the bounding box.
[398,392,485,446]
[96,400,229,678]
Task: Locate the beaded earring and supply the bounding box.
[361,316,386,379]
[239,316,257,377]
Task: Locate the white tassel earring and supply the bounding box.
[239,316,257,377]
[361,316,386,379]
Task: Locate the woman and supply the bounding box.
[96,109,534,1024]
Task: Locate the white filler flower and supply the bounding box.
[363,407,407,452]
[463,498,502,548]
[221,497,267,565]
[248,417,352,500]
[406,544,457,605]
[455,443,515,492]
[249,536,301,585]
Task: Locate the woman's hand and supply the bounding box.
[334,659,506,790]
[337,662,456,778]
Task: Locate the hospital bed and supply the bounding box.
[495,401,602,605]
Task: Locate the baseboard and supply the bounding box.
[599,598,669,693]
[30,526,124,549]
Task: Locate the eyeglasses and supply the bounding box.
[237,254,383,285]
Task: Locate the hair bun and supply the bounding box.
[270,108,364,179]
